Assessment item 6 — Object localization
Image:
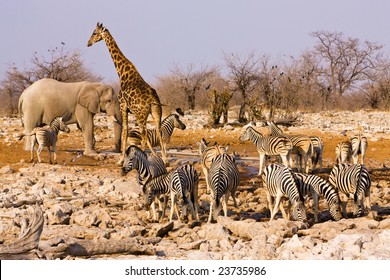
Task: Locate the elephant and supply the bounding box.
[18,78,122,155]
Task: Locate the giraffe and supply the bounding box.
[87,22,166,163]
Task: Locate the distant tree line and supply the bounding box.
[1,31,390,126]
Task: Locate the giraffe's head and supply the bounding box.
[87,22,106,47]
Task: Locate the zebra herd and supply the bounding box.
[20,112,372,225]
[119,117,371,225]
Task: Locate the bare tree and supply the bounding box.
[310,31,385,100]
[170,63,216,110]
[224,51,260,123]
[0,44,102,115]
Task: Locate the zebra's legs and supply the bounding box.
[270,194,283,221]
[203,167,210,193]
[30,137,36,163]
[258,153,266,176]
[280,200,289,220]
[52,143,57,164]
[37,144,44,163]
[339,193,348,218]
[313,192,319,223]
[222,193,229,217]
[169,192,177,222]
[265,192,274,219]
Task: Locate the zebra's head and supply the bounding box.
[142,186,154,210]
[172,114,186,130]
[121,145,145,176]
[197,138,210,155]
[239,127,253,142]
[329,198,342,221]
[51,116,70,133]
[291,200,307,222]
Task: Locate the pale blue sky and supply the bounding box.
[1,0,390,84]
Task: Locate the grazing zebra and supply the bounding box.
[142,164,199,222]
[328,163,371,218]
[239,125,292,175]
[128,114,186,152]
[350,134,368,164]
[309,135,324,170]
[262,163,307,222]
[18,116,70,164]
[293,172,342,222]
[168,164,200,222]
[197,138,228,192]
[335,141,352,164]
[121,145,167,185]
[208,153,240,223]
[267,121,313,173]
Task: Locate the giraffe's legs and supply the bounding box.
[119,103,128,165]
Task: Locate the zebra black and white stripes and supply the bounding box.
[328,163,371,218]
[197,138,228,193]
[18,116,70,164]
[239,126,292,175]
[293,172,342,222]
[128,114,186,152]
[121,145,167,185]
[351,134,368,164]
[262,163,307,222]
[335,141,352,164]
[142,164,199,222]
[267,121,314,173]
[207,153,240,223]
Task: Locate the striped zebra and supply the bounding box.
[18,116,70,164]
[293,172,342,222]
[267,121,313,173]
[335,141,352,164]
[121,145,167,185]
[208,153,240,223]
[142,164,199,222]
[239,125,292,175]
[128,113,186,154]
[350,134,368,164]
[262,163,307,222]
[309,135,324,170]
[328,163,371,218]
[197,138,228,192]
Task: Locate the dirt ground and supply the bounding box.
[1,120,390,192]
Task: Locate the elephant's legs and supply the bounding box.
[75,107,97,156]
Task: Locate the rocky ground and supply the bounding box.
[0,110,389,260]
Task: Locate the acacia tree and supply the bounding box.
[310,31,385,100]
[224,51,260,123]
[170,63,215,110]
[0,44,102,115]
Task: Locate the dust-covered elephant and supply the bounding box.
[18,78,122,155]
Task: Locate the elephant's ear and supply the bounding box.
[78,85,100,114]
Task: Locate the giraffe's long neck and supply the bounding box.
[102,30,145,87]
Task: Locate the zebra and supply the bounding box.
[18,116,70,164]
[239,125,292,175]
[207,153,240,223]
[293,172,342,222]
[267,121,313,173]
[142,164,199,222]
[328,163,371,218]
[350,134,368,164]
[309,135,324,170]
[168,164,200,222]
[128,113,186,153]
[261,163,307,222]
[197,138,228,192]
[335,141,352,164]
[121,145,167,185]
[121,145,167,217]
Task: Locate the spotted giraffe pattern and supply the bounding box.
[87,22,165,162]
